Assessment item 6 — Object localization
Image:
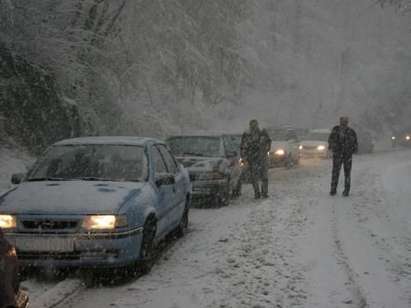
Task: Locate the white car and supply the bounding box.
[267,128,300,168]
[299,129,331,159]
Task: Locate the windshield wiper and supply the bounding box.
[81,177,141,182]
[80,177,113,181]
[181,152,205,157]
[27,177,68,181]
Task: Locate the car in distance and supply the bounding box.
[166,134,242,207]
[0,137,191,272]
[299,129,331,159]
[266,128,300,168]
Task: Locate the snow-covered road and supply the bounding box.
[56,150,411,308]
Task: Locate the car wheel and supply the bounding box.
[139,218,157,274]
[216,178,230,207]
[175,205,189,238]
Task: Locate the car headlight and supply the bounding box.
[392,136,396,140]
[299,145,303,150]
[275,149,285,156]
[0,215,17,229]
[239,158,245,166]
[7,246,17,257]
[317,145,326,151]
[82,215,128,230]
[406,135,410,141]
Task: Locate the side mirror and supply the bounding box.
[11,173,25,185]
[155,174,175,187]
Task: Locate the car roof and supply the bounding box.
[53,136,162,146]
[167,133,223,138]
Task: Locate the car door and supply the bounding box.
[156,144,186,228]
[222,136,241,189]
[151,145,175,237]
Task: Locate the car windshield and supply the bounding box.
[28,144,147,182]
[305,132,329,141]
[167,136,221,157]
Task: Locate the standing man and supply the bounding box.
[241,120,272,199]
[328,116,358,196]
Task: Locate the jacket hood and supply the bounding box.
[0,181,145,215]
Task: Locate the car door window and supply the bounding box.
[156,145,178,174]
[152,146,167,175]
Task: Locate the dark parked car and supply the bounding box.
[0,228,29,308]
[167,134,242,207]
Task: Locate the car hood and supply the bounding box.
[300,140,328,147]
[175,156,225,172]
[270,141,289,151]
[0,181,145,215]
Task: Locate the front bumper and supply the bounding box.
[191,179,227,197]
[300,149,328,158]
[5,227,143,268]
[268,155,287,167]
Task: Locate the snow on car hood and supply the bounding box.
[0,181,145,215]
[300,140,328,147]
[270,142,289,151]
[176,156,225,172]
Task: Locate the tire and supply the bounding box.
[219,178,231,207]
[139,218,157,274]
[175,204,189,238]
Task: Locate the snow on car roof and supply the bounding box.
[54,136,161,146]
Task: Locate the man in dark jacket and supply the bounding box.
[0,227,19,308]
[240,120,272,199]
[328,116,358,196]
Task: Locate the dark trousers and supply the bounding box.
[249,160,268,198]
[331,154,352,193]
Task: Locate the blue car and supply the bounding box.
[0,137,191,271]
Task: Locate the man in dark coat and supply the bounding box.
[0,227,18,308]
[240,120,272,199]
[328,116,358,196]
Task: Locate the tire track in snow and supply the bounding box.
[331,201,368,308]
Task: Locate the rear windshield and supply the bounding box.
[167,136,221,157]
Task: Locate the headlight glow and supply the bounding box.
[275,149,285,156]
[299,145,303,150]
[406,135,410,141]
[7,247,17,257]
[317,145,326,151]
[392,136,396,140]
[0,215,17,229]
[82,215,127,230]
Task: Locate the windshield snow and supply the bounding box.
[28,145,147,182]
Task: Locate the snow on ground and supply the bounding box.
[60,150,411,308]
[1,144,409,307]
